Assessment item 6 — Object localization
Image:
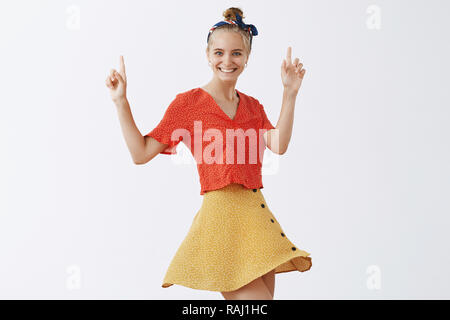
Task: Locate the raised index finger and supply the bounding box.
[119,55,126,75]
[286,46,292,65]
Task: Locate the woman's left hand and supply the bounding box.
[281,46,306,93]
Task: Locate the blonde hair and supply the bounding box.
[206,7,252,56]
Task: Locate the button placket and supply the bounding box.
[258,200,276,224]
[256,191,292,250]
[259,201,272,222]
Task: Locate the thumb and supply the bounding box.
[114,71,124,84]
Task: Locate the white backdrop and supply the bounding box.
[1,0,449,299]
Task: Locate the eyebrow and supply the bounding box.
[213,48,243,51]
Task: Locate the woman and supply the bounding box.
[105,7,311,300]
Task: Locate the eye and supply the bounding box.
[214,52,242,56]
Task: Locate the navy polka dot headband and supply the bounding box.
[207,13,258,46]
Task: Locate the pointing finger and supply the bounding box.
[286,47,292,65]
[120,55,126,80]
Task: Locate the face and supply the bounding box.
[206,30,249,81]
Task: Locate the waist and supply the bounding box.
[202,183,257,201]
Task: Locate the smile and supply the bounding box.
[219,68,237,73]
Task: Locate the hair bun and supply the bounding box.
[223,7,244,21]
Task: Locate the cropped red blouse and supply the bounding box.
[144,87,276,195]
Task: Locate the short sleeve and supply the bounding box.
[258,101,276,131]
[144,93,188,155]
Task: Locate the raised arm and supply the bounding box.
[266,46,306,154]
[106,56,167,164]
[114,98,168,164]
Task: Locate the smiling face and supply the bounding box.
[206,29,250,82]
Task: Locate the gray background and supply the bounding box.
[1,0,449,299]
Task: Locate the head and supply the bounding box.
[205,8,253,82]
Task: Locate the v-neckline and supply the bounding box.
[199,87,242,122]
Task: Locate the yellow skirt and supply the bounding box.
[162,183,312,292]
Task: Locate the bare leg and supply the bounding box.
[221,276,273,300]
[261,269,275,298]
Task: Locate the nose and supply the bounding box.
[222,53,235,66]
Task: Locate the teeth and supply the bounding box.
[220,68,236,73]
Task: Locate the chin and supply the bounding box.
[218,76,239,82]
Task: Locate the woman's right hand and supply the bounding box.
[105,55,127,103]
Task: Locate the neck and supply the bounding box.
[205,78,237,101]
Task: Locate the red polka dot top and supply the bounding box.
[144,87,276,195]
